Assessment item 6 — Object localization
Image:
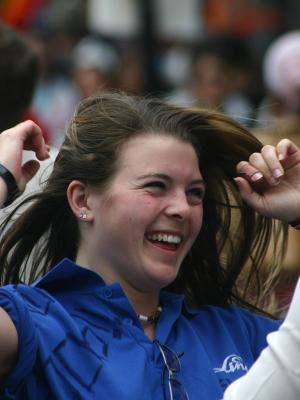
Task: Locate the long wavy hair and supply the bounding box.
[0,92,287,312]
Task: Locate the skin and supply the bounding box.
[0,120,49,195]
[70,134,205,323]
[1,120,300,371]
[235,139,300,221]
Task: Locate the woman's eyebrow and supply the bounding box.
[190,179,205,186]
[137,173,168,180]
[136,173,205,186]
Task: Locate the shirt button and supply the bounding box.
[103,288,113,298]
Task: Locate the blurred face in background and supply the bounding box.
[73,67,110,98]
[192,54,230,108]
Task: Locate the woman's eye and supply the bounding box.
[187,188,205,202]
[144,181,166,189]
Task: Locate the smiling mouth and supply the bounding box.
[145,233,182,251]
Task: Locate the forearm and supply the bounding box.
[224,277,300,399]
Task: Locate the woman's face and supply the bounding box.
[86,133,204,292]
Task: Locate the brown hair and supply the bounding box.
[0,92,287,312]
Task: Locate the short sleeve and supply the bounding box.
[0,286,37,398]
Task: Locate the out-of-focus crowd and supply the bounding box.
[1,0,300,313]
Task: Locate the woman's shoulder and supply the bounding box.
[0,283,56,310]
[184,303,281,357]
[0,283,69,338]
[186,303,280,330]
[0,284,40,394]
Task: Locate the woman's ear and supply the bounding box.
[67,180,93,222]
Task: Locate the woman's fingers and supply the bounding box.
[237,144,285,188]
[1,120,50,161]
[276,138,298,160]
[234,176,261,205]
[236,160,262,181]
[19,120,49,161]
[0,120,50,192]
[235,138,300,221]
[261,145,284,180]
[236,162,268,193]
[276,138,300,170]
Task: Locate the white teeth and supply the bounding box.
[147,233,182,244]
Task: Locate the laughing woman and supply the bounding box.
[0,93,299,399]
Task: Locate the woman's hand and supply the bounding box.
[235,138,300,223]
[0,120,49,193]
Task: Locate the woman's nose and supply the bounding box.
[165,193,191,220]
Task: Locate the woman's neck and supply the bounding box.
[125,288,161,341]
[75,252,160,339]
[77,253,160,314]
[123,284,160,319]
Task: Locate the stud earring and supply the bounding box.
[79,210,87,220]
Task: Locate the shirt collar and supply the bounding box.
[32,257,106,292]
[32,257,189,314]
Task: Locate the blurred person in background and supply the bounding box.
[0,20,56,198]
[29,30,78,148]
[29,0,86,148]
[159,43,194,101]
[117,47,146,95]
[165,36,255,127]
[71,36,120,98]
[0,20,39,133]
[256,31,300,136]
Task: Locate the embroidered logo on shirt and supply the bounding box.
[213,354,248,374]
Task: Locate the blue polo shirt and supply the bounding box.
[0,258,280,399]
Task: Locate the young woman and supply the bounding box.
[0,93,299,399]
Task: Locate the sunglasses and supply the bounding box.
[154,340,189,400]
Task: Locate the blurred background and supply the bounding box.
[2,0,300,143]
[1,0,300,311]
[2,0,299,146]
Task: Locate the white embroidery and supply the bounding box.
[213,354,248,374]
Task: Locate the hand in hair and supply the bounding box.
[0,120,49,204]
[235,138,300,224]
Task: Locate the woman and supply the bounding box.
[0,92,299,399]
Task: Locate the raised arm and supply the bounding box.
[0,120,49,382]
[223,139,300,399]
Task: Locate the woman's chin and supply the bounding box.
[145,265,179,290]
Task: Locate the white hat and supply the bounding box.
[72,37,119,74]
